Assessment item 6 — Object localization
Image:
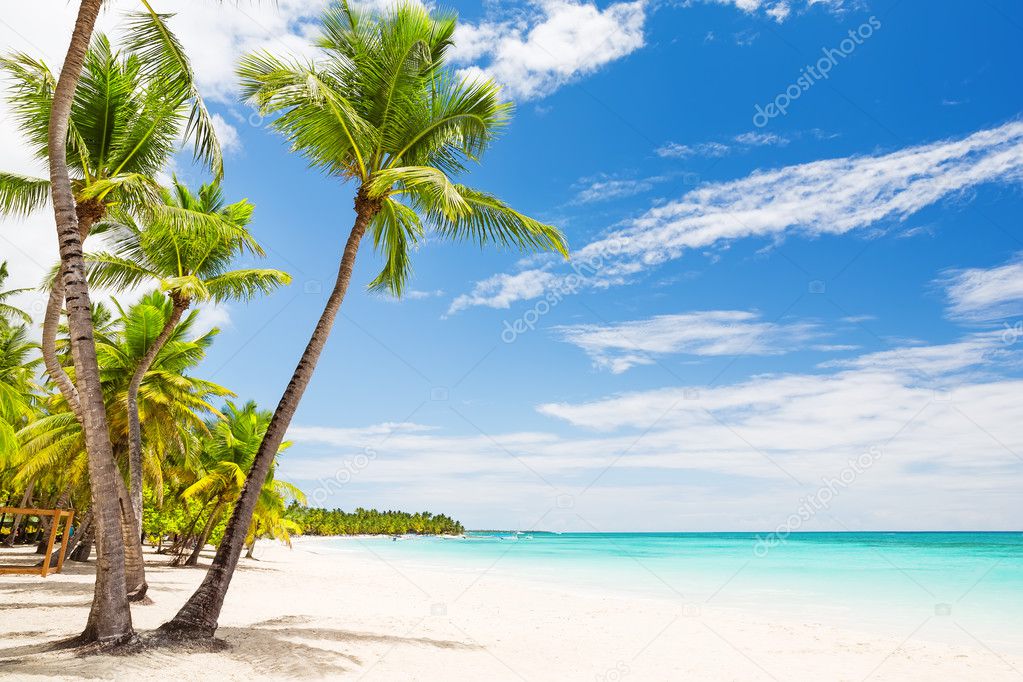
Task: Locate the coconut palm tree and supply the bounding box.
[172,401,292,566]
[0,30,223,417]
[85,179,290,528]
[16,294,230,540]
[163,1,567,638]
[0,262,31,325]
[2,9,223,639]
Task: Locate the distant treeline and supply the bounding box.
[286,503,465,536]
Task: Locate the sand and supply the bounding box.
[1,539,1020,681]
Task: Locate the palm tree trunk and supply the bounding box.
[70,514,95,562]
[161,191,379,638]
[48,0,133,644]
[3,481,35,547]
[113,472,149,601]
[39,174,149,606]
[40,203,103,424]
[47,507,90,567]
[126,297,188,530]
[184,498,224,567]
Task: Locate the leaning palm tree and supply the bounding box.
[1,9,222,640]
[163,1,567,638]
[85,179,290,529]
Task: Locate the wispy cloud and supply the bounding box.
[703,0,847,22]
[556,310,821,372]
[943,254,1023,322]
[657,131,790,159]
[450,121,1023,314]
[572,175,666,204]
[656,141,731,159]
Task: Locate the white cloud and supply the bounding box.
[656,132,789,159]
[452,121,1023,313]
[451,0,647,100]
[556,310,821,372]
[733,131,789,146]
[210,114,241,154]
[704,0,845,21]
[282,332,1023,530]
[573,175,663,204]
[448,270,560,314]
[943,254,1023,323]
[193,302,232,332]
[656,141,731,159]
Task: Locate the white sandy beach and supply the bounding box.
[1,540,1021,681]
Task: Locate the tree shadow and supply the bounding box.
[0,614,480,679]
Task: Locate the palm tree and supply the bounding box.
[16,294,230,547]
[163,1,567,638]
[3,7,222,640]
[173,401,292,566]
[0,262,31,325]
[1,29,222,420]
[0,323,38,470]
[86,179,290,529]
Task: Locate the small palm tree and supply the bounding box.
[17,294,231,524]
[166,1,567,637]
[0,262,31,325]
[175,401,291,566]
[85,179,291,527]
[0,323,38,462]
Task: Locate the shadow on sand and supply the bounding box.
[0,614,478,679]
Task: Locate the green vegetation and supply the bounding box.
[287,505,465,536]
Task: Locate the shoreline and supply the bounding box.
[2,542,1021,680]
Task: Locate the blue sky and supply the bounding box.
[2,0,1023,531]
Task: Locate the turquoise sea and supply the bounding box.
[305,531,1023,652]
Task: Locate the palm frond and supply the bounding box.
[427,184,568,257]
[0,172,49,218]
[367,197,422,296]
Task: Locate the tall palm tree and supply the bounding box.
[163,1,567,638]
[86,180,290,528]
[27,0,225,643]
[1,13,226,629]
[1,29,222,420]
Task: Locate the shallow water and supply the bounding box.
[304,531,1023,651]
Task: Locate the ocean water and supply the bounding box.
[304,532,1023,651]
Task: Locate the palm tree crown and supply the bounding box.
[85,179,292,306]
[238,1,568,295]
[0,23,221,224]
